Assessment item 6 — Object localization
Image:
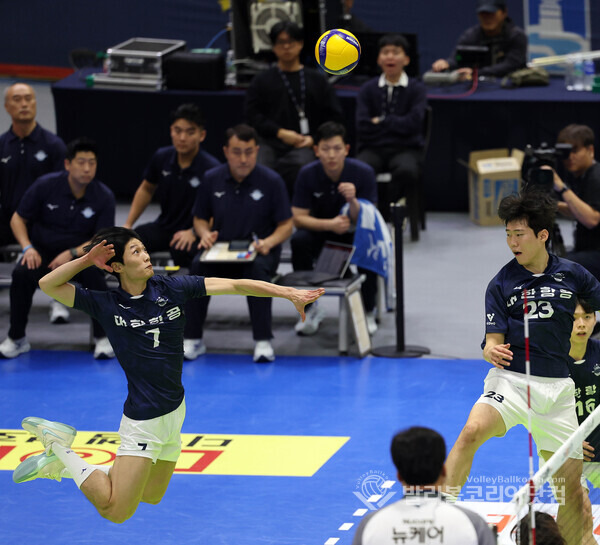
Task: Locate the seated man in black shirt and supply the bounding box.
[431,0,527,80]
[546,124,600,282]
[245,21,344,198]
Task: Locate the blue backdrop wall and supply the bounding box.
[2,1,598,74]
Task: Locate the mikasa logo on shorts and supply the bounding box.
[487,313,495,325]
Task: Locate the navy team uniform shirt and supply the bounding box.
[292,158,378,216]
[17,171,115,257]
[192,163,291,242]
[143,146,220,234]
[0,124,66,224]
[74,275,207,420]
[568,338,600,458]
[484,255,600,378]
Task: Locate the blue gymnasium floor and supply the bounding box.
[1,350,538,545]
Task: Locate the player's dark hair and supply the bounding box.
[498,190,557,246]
[557,124,595,149]
[514,512,565,545]
[269,20,303,45]
[315,121,347,145]
[390,427,446,486]
[378,33,410,55]
[66,137,98,161]
[170,103,206,129]
[225,124,257,145]
[84,227,143,279]
[577,298,595,315]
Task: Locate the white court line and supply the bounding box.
[338,523,354,531]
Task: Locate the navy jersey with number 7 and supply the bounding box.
[74,275,206,420]
[484,255,600,378]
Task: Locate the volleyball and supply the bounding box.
[315,29,361,75]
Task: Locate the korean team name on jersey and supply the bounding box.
[505,286,573,318]
[575,384,598,418]
[113,306,182,328]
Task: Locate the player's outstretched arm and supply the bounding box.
[204,277,325,321]
[483,333,512,369]
[39,240,115,307]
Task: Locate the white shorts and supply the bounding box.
[476,368,582,458]
[116,399,186,463]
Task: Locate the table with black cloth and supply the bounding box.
[52,70,600,211]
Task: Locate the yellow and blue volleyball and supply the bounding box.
[315,29,361,75]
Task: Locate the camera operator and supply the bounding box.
[543,124,600,281]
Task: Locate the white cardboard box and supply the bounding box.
[468,148,524,226]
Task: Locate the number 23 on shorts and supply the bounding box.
[483,390,504,403]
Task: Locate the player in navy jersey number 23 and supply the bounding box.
[442,191,600,545]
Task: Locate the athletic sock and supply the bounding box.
[58,464,110,480]
[51,443,97,488]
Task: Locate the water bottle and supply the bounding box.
[565,60,575,91]
[225,49,236,87]
[583,59,595,91]
[573,59,585,91]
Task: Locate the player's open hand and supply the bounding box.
[486,343,512,368]
[87,240,115,272]
[291,287,325,321]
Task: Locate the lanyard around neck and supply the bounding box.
[278,68,306,116]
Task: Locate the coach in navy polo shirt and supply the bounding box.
[0,82,66,247]
[292,121,379,336]
[185,124,293,363]
[124,104,219,266]
[0,138,115,360]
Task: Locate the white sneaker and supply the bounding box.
[366,312,378,335]
[253,340,275,363]
[49,301,70,324]
[184,339,206,360]
[13,452,66,483]
[21,416,77,449]
[0,337,31,358]
[94,337,115,359]
[295,303,325,336]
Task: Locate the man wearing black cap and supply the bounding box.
[431,0,527,79]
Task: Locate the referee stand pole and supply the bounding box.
[371,202,430,359]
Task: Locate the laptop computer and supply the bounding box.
[280,241,355,286]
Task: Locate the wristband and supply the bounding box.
[70,247,79,258]
[557,186,569,196]
[22,244,32,253]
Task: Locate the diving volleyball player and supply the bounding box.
[444,191,600,545]
[12,226,324,523]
